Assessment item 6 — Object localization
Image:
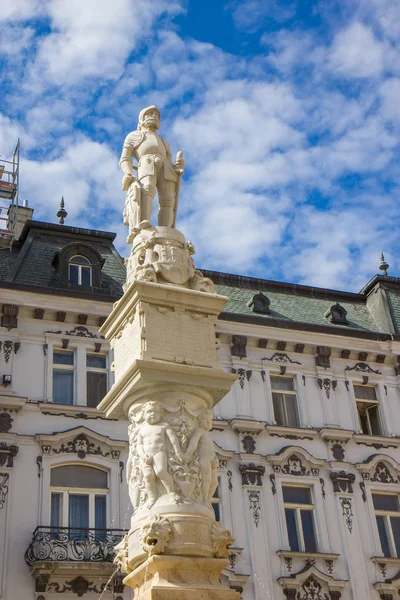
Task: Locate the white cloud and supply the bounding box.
[21,138,122,224]
[329,21,385,78]
[29,0,183,85]
[379,78,400,122]
[0,0,41,22]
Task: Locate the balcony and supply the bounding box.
[25,526,126,566]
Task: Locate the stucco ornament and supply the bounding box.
[120,106,216,293]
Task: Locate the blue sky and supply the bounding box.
[1,0,399,291]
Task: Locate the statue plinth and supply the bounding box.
[123,555,238,599]
[106,109,239,600]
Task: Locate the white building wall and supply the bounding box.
[2,288,400,599]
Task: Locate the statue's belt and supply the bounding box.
[138,154,170,165]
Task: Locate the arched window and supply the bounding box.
[68,255,92,286]
[50,465,108,535]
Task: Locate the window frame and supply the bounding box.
[282,484,318,553]
[52,348,76,405]
[373,492,400,558]
[353,384,384,436]
[68,254,92,287]
[86,352,108,408]
[49,464,109,530]
[270,374,300,428]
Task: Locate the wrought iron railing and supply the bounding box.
[25,526,126,566]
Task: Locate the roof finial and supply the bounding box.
[56,196,68,225]
[379,251,389,276]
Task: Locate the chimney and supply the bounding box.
[7,200,34,239]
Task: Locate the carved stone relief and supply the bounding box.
[297,576,330,600]
[0,411,13,433]
[345,362,381,375]
[0,443,18,467]
[231,368,252,390]
[316,346,331,369]
[231,335,247,358]
[0,473,9,508]
[248,490,261,527]
[317,378,337,399]
[239,463,265,486]
[46,433,118,460]
[127,401,219,508]
[241,434,256,454]
[371,462,398,484]
[340,497,353,533]
[1,304,19,329]
[48,576,106,597]
[330,471,355,494]
[331,442,345,462]
[262,353,301,365]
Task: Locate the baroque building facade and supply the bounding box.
[2,211,400,600]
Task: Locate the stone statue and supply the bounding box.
[184,410,219,503]
[120,105,184,235]
[133,401,182,508]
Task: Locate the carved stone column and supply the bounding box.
[99,238,238,599]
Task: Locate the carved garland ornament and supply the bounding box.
[340,497,353,534]
[47,576,106,597]
[45,433,119,460]
[248,490,261,527]
[0,473,9,508]
[262,353,301,365]
[345,362,381,375]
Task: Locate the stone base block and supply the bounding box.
[123,555,239,600]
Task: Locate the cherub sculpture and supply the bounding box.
[135,401,182,508]
[184,409,219,503]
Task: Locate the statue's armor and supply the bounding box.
[123,131,178,183]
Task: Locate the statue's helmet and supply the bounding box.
[138,105,160,130]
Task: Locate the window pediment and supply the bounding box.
[356,454,400,483]
[36,426,126,460]
[279,563,346,600]
[267,446,325,476]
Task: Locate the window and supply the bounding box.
[212,480,222,522]
[373,494,400,558]
[283,486,317,552]
[271,376,300,428]
[68,255,92,286]
[50,465,108,536]
[53,350,75,405]
[87,353,108,407]
[354,385,383,436]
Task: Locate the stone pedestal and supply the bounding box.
[98,228,238,598]
[123,555,238,599]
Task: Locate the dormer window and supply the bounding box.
[247,292,271,315]
[324,302,348,325]
[68,255,92,286]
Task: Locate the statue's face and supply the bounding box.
[142,109,160,130]
[199,412,212,431]
[145,404,161,424]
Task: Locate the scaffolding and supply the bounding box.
[0,139,20,244]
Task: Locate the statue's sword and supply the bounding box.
[172,151,184,228]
